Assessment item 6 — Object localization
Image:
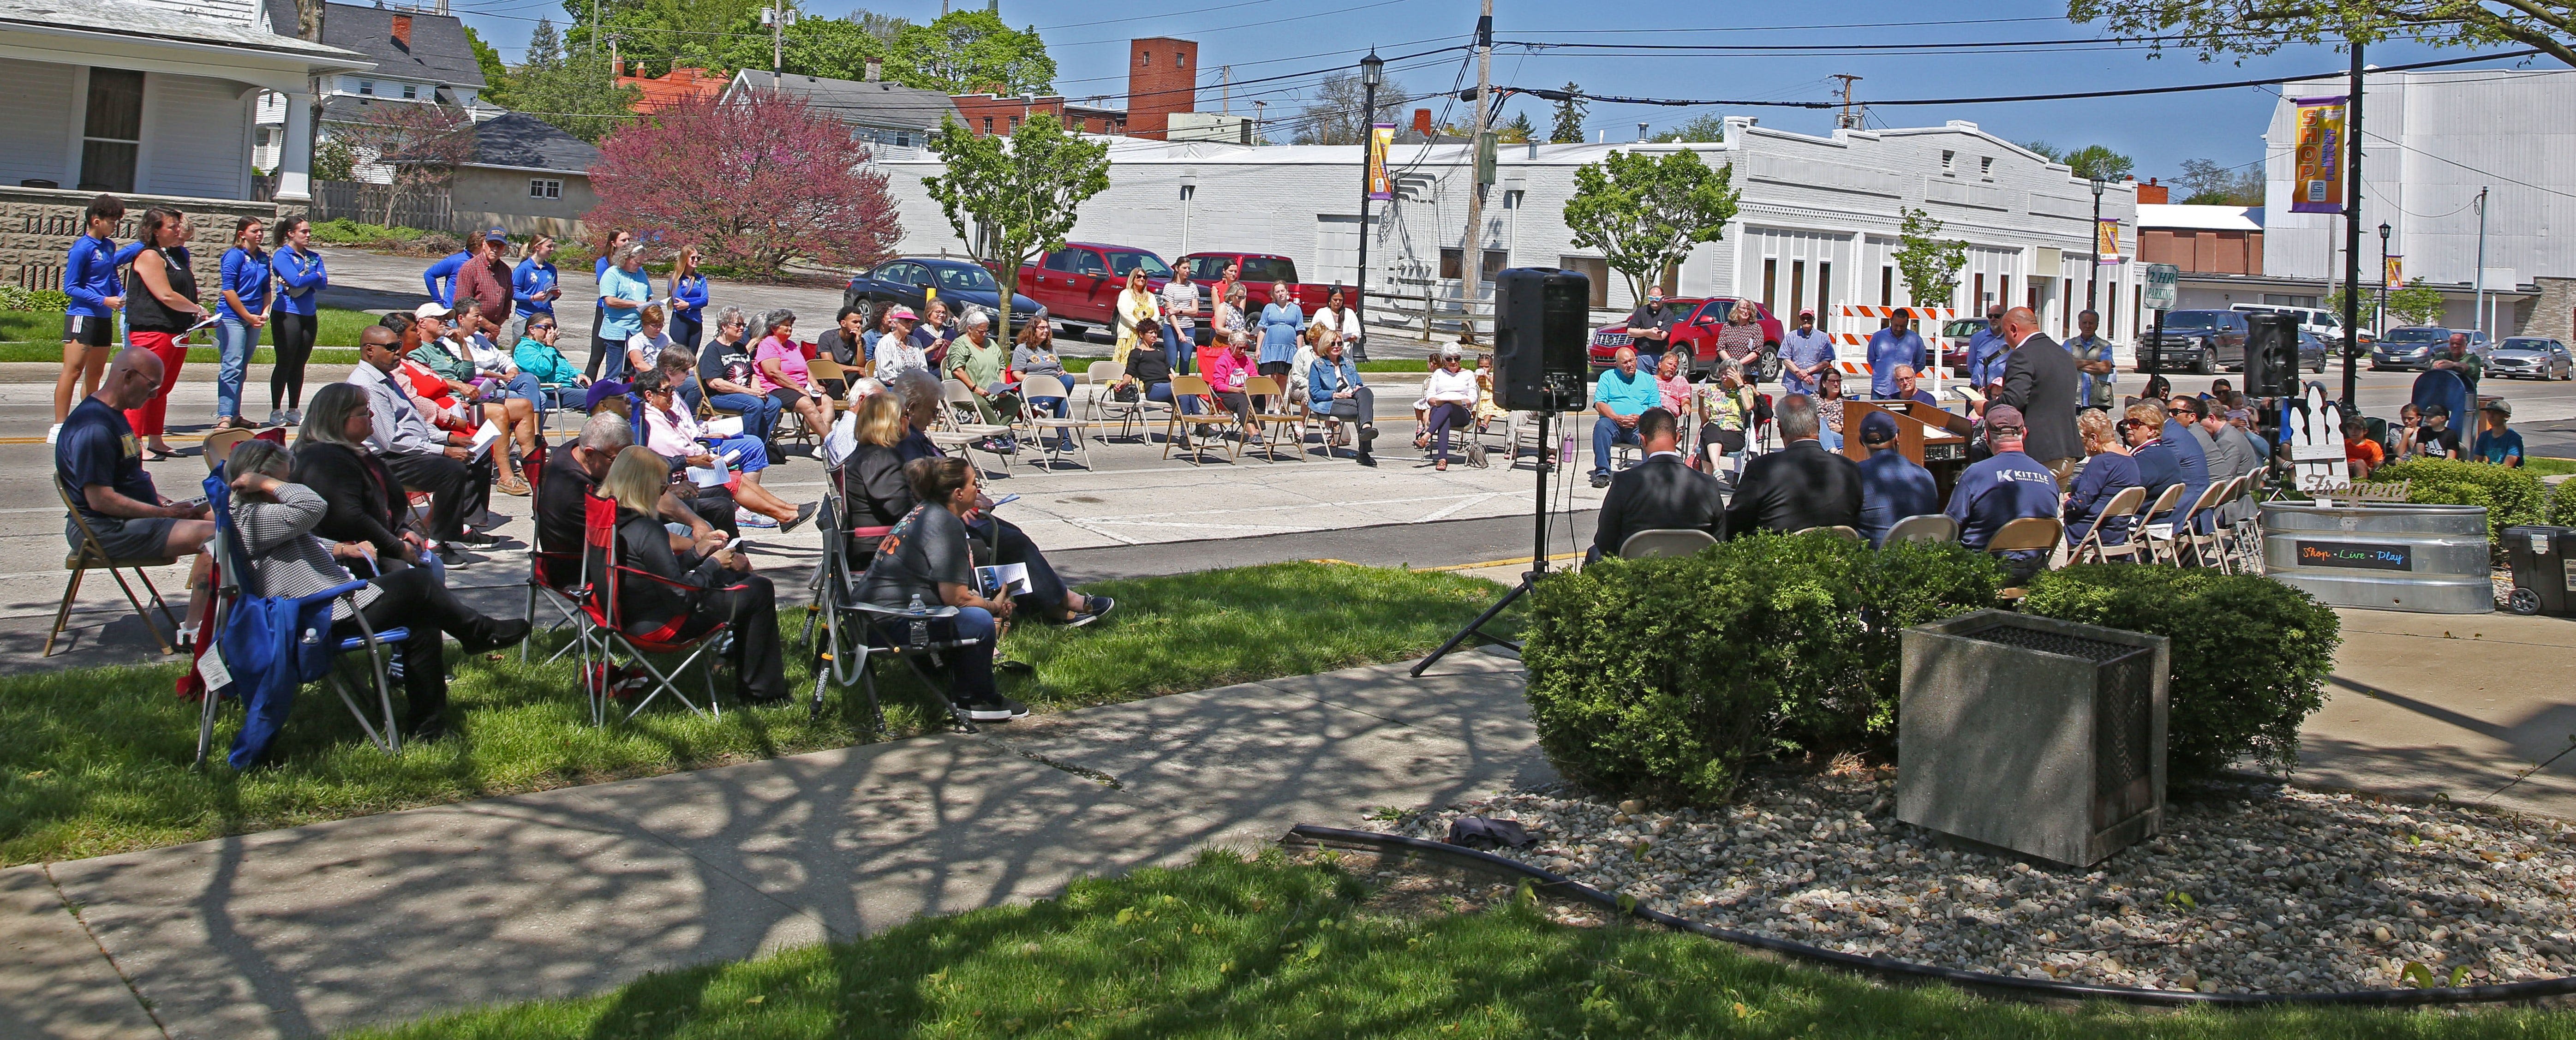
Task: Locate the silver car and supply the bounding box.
[2489,337,2575,380]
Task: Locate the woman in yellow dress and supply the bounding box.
[1111,268,1163,366]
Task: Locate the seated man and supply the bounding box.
[537,413,741,569]
[1888,364,1940,407]
[59,345,217,625]
[1854,411,1937,546]
[1589,347,1660,489]
[348,326,499,563]
[1948,405,2064,584]
[1302,335,1379,465]
[1589,406,1724,562]
[2472,400,2522,467]
[1725,394,1862,537]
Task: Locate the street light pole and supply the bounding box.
[1456,1,1494,342]
[2088,175,2106,314]
[2339,37,2365,406]
[1356,50,1383,361]
[2377,221,2391,333]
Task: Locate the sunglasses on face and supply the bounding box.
[530,324,555,332]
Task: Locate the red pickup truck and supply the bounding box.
[1587,297,1786,381]
[1175,252,1341,312]
[1016,242,1173,335]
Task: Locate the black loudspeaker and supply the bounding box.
[1493,266,1592,411]
[2242,312,2301,399]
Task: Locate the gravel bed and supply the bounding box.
[1374,773,2576,994]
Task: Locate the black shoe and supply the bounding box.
[737,687,791,705]
[1356,452,1376,467]
[460,618,532,654]
[451,530,503,547]
[1590,472,1612,489]
[1066,595,1115,628]
[780,502,819,533]
[1359,425,1378,448]
[437,545,486,566]
[957,693,1030,722]
[404,717,453,743]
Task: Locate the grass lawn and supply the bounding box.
[2524,456,2574,478]
[0,562,1514,866]
[0,307,380,361]
[352,849,2574,1040]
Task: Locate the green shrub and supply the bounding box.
[1522,533,1998,804]
[0,285,71,311]
[2021,565,2339,784]
[2369,457,2547,538]
[308,218,425,245]
[2546,478,2576,527]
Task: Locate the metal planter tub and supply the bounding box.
[2259,502,2492,614]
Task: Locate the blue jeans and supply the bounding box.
[498,371,544,403]
[676,375,702,414]
[1592,415,1642,476]
[1144,381,1202,415]
[942,606,997,700]
[707,391,778,443]
[704,433,769,473]
[214,317,257,419]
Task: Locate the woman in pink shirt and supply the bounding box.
[752,308,832,442]
[1204,331,1259,445]
[1653,352,1694,418]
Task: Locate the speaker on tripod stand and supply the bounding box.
[1414,267,1592,676]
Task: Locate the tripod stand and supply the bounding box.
[1413,407,1557,676]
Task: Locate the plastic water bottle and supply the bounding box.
[1558,432,1574,464]
[906,593,930,651]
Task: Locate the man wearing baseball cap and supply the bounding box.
[1779,308,1834,396]
[1855,410,1936,547]
[453,229,516,330]
[2474,398,2524,468]
[1946,403,2062,582]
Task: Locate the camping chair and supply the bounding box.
[799,483,985,734]
[47,477,183,657]
[1618,528,1717,559]
[1164,374,1235,462]
[1243,376,1308,461]
[1986,516,2066,601]
[1018,374,1095,469]
[1882,514,1960,545]
[519,442,586,663]
[202,428,254,472]
[575,494,729,725]
[2068,485,2147,563]
[193,471,412,766]
[2132,484,2192,566]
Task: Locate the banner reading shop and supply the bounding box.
[1366,123,1394,201]
[2291,96,2348,214]
[2097,218,2122,264]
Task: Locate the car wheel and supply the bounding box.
[853,297,877,331]
[2193,352,2214,376]
[1757,347,1781,383]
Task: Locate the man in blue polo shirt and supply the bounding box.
[1965,303,2009,387]
[1947,404,2062,582]
[58,346,215,572]
[1866,311,1925,399]
[1590,347,1661,489]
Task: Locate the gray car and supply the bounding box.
[2489,337,2575,380]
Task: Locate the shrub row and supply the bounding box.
[1524,535,2340,805]
[2369,457,2548,538]
[2549,477,2576,527]
[0,285,71,312]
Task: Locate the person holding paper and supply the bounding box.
[349,325,500,560]
[597,448,789,705]
[634,369,815,532]
[123,207,208,460]
[402,305,533,496]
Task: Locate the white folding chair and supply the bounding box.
[1618,528,1717,559]
[1019,374,1095,469]
[2133,484,2192,566]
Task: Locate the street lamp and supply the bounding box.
[2377,221,2392,335]
[2087,174,2107,316]
[1355,50,1383,359]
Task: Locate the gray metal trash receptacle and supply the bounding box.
[1898,611,2169,868]
[2259,502,2492,614]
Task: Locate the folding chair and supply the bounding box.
[800,484,988,734]
[2221,476,2266,572]
[2196,475,2248,573]
[575,494,729,725]
[810,357,848,399]
[1243,376,1308,461]
[1617,528,1716,559]
[1986,516,2065,601]
[1083,361,1130,424]
[202,428,254,472]
[193,471,413,765]
[940,377,1016,473]
[1505,411,1557,469]
[1882,514,1960,545]
[2068,485,2146,563]
[1790,525,1865,543]
[1164,374,1235,462]
[2132,484,2191,566]
[1018,374,1096,469]
[2173,480,2235,569]
[519,442,587,663]
[48,477,183,657]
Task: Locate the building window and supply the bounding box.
[1179,184,1195,202]
[1440,247,1462,281]
[1560,256,1610,307]
[79,68,143,194]
[1483,249,1509,283]
[1139,51,1150,66]
[1789,259,1805,320]
[982,116,993,134]
[401,83,418,100]
[357,79,376,96]
[1816,261,1832,323]
[1177,52,1187,68]
[1880,266,1894,306]
[1006,115,1019,133]
[1762,257,1777,311]
[530,178,562,199]
[1940,149,1954,173]
[1978,155,1994,179]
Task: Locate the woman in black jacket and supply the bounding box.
[291,383,430,573]
[597,447,786,703]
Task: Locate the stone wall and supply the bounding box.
[1,185,279,297]
[2530,277,2576,342]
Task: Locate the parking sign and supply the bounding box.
[2144,263,2180,311]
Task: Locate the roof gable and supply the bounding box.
[726,70,960,130]
[469,111,597,173]
[323,1,484,89]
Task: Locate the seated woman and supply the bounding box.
[633,368,816,532]
[2065,407,2142,550]
[855,457,1026,721]
[1815,368,1849,452]
[1118,319,1201,437]
[1010,321,1073,451]
[224,438,529,752]
[625,304,674,379]
[855,371,1111,627]
[511,314,592,412]
[1204,329,1261,446]
[1419,346,1478,471]
[291,383,440,574]
[753,308,834,441]
[595,447,787,703]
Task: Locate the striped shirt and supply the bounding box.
[231,482,381,617]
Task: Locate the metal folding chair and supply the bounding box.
[2068,485,2147,563]
[1617,528,1716,559]
[1789,525,1865,543]
[1243,375,1308,461]
[1018,373,1096,469]
[2132,484,2191,566]
[1986,516,2066,600]
[575,494,730,725]
[1882,514,1960,545]
[48,477,183,657]
[1164,374,1234,462]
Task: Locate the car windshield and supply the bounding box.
[2500,338,2551,351]
[930,265,999,293]
[2162,311,2225,330]
[1104,251,1172,278]
[1942,319,1983,338]
[2380,327,2448,344]
[1240,257,1298,283]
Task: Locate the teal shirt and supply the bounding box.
[514,337,581,384]
[1592,368,1660,417]
[598,265,651,340]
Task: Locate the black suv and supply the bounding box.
[2139,310,2250,374]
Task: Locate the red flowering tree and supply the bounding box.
[585,93,899,278]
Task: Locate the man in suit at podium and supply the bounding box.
[1991,306,2082,485]
[1589,407,1725,561]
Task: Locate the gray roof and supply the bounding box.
[322,1,484,89]
[729,71,960,131]
[465,112,597,174]
[0,0,367,65]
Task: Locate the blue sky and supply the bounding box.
[450,0,2550,185]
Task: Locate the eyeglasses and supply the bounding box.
[529,324,555,332]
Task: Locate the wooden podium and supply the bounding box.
[1839,400,1974,504]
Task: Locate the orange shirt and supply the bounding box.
[2346,437,2384,474]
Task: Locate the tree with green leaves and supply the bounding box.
[1892,207,1968,310]
[2175,157,2263,206]
[1497,111,1537,144]
[693,8,887,82]
[1562,149,1741,302]
[1549,83,1587,143]
[464,26,509,93]
[489,18,640,143]
[2388,278,2447,326]
[892,9,1054,95]
[1652,114,1728,143]
[2069,0,2576,69]
[2021,140,2134,181]
[922,112,1110,346]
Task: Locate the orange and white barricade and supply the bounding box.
[1831,304,1957,394]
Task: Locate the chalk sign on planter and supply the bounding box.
[2297,540,2410,570]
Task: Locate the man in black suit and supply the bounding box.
[1589,407,1724,561]
[1991,305,2083,485]
[1724,393,1863,537]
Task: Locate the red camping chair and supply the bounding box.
[577,493,729,725]
[520,441,587,663]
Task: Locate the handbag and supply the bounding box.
[1112,382,1140,402]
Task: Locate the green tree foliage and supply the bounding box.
[1497,110,1537,144]
[923,112,1109,345]
[1650,114,1728,143]
[2176,157,2264,206]
[1563,149,1742,303]
[694,7,888,82]
[1549,82,1587,143]
[463,26,509,93]
[891,9,1054,95]
[2389,277,2447,326]
[311,138,357,184]
[490,18,641,143]
[1892,207,1968,309]
[2023,140,2135,181]
[564,0,761,73]
[2069,0,2576,70]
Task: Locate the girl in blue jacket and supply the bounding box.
[269,216,329,424]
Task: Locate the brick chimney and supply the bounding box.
[391,13,412,49]
[1412,108,1433,137]
[2136,177,2169,205]
[864,58,882,82]
[1125,36,1196,140]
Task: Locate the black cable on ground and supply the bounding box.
[1284,824,2576,1009]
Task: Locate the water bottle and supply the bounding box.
[1558,432,1574,464]
[906,593,930,651]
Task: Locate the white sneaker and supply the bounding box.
[735,508,779,529]
[45,423,61,445]
[265,410,289,427]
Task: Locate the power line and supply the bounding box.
[1492,30,2380,54]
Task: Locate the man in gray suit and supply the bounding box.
[1991,306,2083,486]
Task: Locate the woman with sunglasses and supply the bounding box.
[511,314,591,413]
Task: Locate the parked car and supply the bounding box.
[1935,317,1986,373]
[843,257,1044,333]
[2489,337,2576,380]
[1018,242,1173,334]
[2294,329,2331,373]
[1588,297,1786,381]
[2369,326,2471,371]
[1175,252,1340,313]
[2137,309,2250,374]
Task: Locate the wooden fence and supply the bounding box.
[309,180,454,233]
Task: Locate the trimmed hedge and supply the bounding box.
[1523,532,2000,804]
[2547,477,2576,527]
[2021,565,2339,783]
[2369,457,2547,539]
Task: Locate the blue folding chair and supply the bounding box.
[193,470,417,768]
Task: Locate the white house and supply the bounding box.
[255,1,493,180]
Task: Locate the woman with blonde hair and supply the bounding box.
[2063,408,2141,550]
[1111,267,1161,366]
[597,446,787,704]
[669,245,709,351]
[1716,299,1764,378]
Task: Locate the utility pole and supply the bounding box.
[2474,186,2490,342]
[763,5,798,94]
[1220,66,1231,114]
[1251,99,1265,144]
[1456,1,1494,341]
[2338,38,2365,406]
[589,0,598,62]
[1831,74,1864,129]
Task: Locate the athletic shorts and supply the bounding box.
[63,313,112,348]
[67,513,180,561]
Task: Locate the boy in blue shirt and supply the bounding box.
[2473,400,2524,467]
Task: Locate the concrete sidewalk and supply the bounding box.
[2299,607,2576,821]
[2,650,1545,1040]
